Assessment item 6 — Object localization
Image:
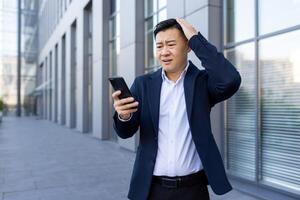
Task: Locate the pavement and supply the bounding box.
[0,117,261,200]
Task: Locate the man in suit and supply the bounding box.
[112,18,241,200]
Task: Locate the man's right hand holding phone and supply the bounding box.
[112,90,139,121]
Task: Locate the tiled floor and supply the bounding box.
[0,117,261,200]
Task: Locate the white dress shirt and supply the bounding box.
[153,62,203,177]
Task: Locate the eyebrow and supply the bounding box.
[156,40,176,45]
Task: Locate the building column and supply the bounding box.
[92,0,108,139]
[117,0,144,151]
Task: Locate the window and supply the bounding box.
[109,0,120,76]
[259,0,300,35]
[225,43,256,181]
[225,0,255,44]
[61,34,66,125]
[83,1,93,132]
[225,0,300,196]
[260,30,300,192]
[44,56,48,118]
[49,51,52,120]
[54,44,58,122]
[144,0,167,73]
[70,20,77,128]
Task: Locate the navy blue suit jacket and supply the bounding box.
[113,32,241,200]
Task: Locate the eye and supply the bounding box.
[168,43,175,46]
[156,46,162,49]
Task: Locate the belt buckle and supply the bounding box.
[161,177,179,189]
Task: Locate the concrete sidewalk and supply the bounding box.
[0,117,260,200]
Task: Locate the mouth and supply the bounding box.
[162,59,173,65]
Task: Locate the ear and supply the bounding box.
[187,46,191,53]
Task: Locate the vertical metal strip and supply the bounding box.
[255,0,261,183]
[223,0,229,170]
[17,0,22,117]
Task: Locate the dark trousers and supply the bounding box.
[147,171,210,200]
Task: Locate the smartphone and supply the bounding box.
[108,77,133,99]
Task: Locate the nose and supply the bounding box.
[161,46,170,56]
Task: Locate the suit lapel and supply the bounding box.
[147,68,163,135]
[184,61,200,123]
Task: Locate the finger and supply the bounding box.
[116,100,138,110]
[176,18,186,23]
[119,97,135,105]
[176,18,183,25]
[112,90,121,100]
[177,18,190,28]
[115,97,135,107]
[119,101,139,110]
[119,108,138,115]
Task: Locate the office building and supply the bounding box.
[34,1,300,199]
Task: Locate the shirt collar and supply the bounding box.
[161,61,189,83]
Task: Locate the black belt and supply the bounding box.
[152,170,208,189]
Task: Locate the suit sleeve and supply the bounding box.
[113,77,140,139]
[188,32,241,107]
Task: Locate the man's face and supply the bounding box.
[155,28,191,73]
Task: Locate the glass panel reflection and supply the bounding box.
[145,0,157,17]
[226,0,255,43]
[158,8,167,22]
[225,42,256,180]
[260,30,300,192]
[159,0,167,9]
[145,32,155,68]
[144,0,166,71]
[259,0,300,35]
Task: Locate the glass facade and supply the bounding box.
[0,0,38,116]
[39,0,71,53]
[225,43,256,181]
[20,0,38,116]
[225,0,300,195]
[109,0,120,77]
[259,0,300,35]
[0,0,18,114]
[225,0,255,43]
[260,30,300,192]
[144,0,167,73]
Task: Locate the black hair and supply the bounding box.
[153,18,186,39]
